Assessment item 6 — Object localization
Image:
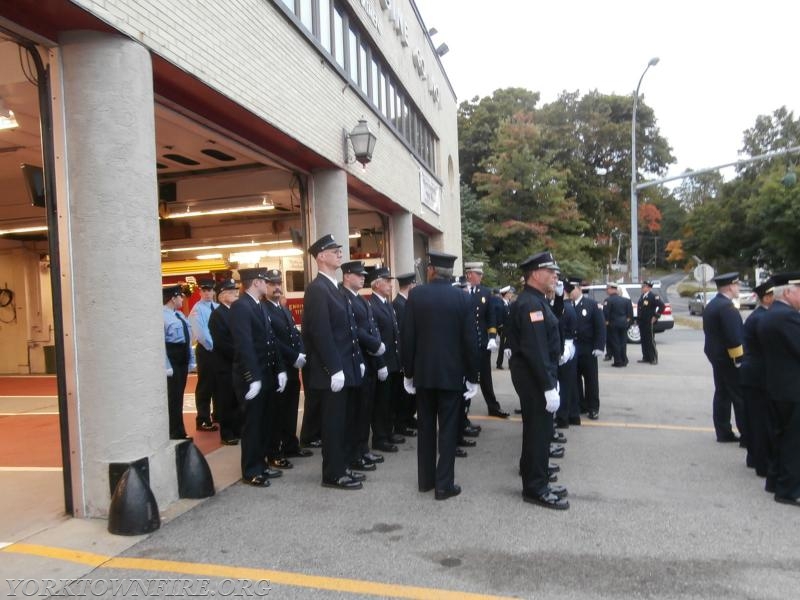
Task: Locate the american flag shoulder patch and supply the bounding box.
[529,311,544,322]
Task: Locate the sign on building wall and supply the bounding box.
[419,168,441,214]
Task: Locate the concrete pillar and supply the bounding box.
[56,31,177,517]
[390,211,415,274]
[310,169,350,261]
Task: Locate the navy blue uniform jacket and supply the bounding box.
[229,294,284,385]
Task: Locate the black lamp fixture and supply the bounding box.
[344,117,377,167]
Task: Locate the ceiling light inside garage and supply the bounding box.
[0,99,19,130]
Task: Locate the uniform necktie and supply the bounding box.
[177,311,190,360]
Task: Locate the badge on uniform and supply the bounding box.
[582,309,587,317]
[481,296,486,304]
[644,300,649,306]
[529,310,544,322]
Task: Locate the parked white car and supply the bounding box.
[582,284,674,344]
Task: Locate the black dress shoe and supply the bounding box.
[321,476,363,490]
[548,463,560,475]
[588,411,599,420]
[458,438,477,447]
[568,417,582,426]
[363,451,384,463]
[349,458,377,471]
[268,457,293,469]
[242,474,270,487]
[373,442,398,453]
[523,491,569,510]
[261,467,283,479]
[603,356,612,361]
[548,472,558,482]
[496,364,504,370]
[435,484,461,501]
[302,439,323,448]
[514,408,522,415]
[465,420,482,432]
[637,359,649,363]
[548,484,568,499]
[462,426,480,438]
[555,418,569,429]
[612,363,625,367]
[455,447,468,458]
[774,495,800,507]
[284,448,313,458]
[197,422,219,432]
[419,485,434,493]
[488,408,510,418]
[552,431,567,444]
[549,445,565,459]
[388,434,406,444]
[221,438,240,446]
[344,469,366,482]
[399,427,417,437]
[651,360,658,365]
[716,434,740,443]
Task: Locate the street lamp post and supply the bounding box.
[630,57,659,283]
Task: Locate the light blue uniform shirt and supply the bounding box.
[163,307,196,370]
[189,300,217,351]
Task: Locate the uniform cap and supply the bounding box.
[238,267,270,282]
[215,278,238,293]
[768,271,800,287]
[341,260,368,275]
[606,281,619,289]
[452,275,468,288]
[264,268,282,283]
[162,284,184,303]
[428,250,457,269]
[366,266,393,286]
[713,272,739,287]
[642,280,655,288]
[754,278,774,298]
[464,261,484,274]
[499,285,513,294]
[519,251,557,272]
[396,272,416,286]
[198,278,215,290]
[308,233,342,257]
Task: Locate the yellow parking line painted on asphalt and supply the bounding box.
[2,543,517,600]
[470,414,714,433]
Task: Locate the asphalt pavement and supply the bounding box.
[3,319,799,599]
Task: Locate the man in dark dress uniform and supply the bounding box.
[302,234,365,490]
[702,272,746,443]
[757,271,800,507]
[393,272,417,435]
[464,262,509,418]
[741,279,774,477]
[637,281,665,365]
[495,286,513,369]
[264,269,312,468]
[571,280,606,420]
[368,267,406,453]
[208,277,241,445]
[402,251,479,500]
[555,278,578,429]
[603,282,633,367]
[506,251,569,510]
[229,268,287,486]
[340,260,387,471]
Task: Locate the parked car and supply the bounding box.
[688,291,716,316]
[582,284,674,344]
[739,286,757,310]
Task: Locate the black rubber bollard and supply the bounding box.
[108,466,160,535]
[176,440,215,499]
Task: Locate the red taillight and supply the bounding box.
[663,303,672,315]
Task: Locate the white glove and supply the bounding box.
[559,345,570,366]
[555,281,564,297]
[566,339,576,361]
[544,388,560,413]
[276,371,288,393]
[166,368,174,377]
[377,366,389,381]
[293,353,306,369]
[503,348,512,361]
[371,342,386,357]
[487,337,498,352]
[403,376,416,395]
[330,370,345,393]
[245,380,262,401]
[360,363,366,377]
[592,349,604,358]
[463,380,478,400]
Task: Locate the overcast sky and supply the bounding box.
[414,0,799,182]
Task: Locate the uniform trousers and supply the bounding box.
[608,326,628,365]
[372,373,394,447]
[557,357,578,422]
[165,342,189,439]
[710,360,745,440]
[388,371,408,433]
[194,345,216,426]
[233,379,273,479]
[299,366,322,445]
[576,349,600,413]
[354,369,377,459]
[640,320,657,363]
[742,383,774,477]
[478,350,500,412]
[268,368,302,458]
[771,401,800,500]
[496,327,507,368]
[320,386,358,483]
[510,358,551,497]
[416,388,460,492]
[212,358,240,443]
